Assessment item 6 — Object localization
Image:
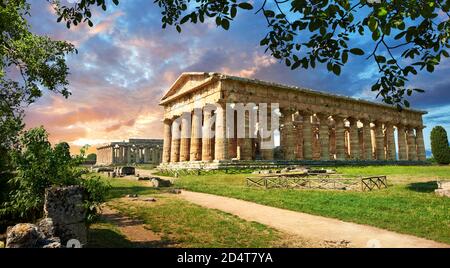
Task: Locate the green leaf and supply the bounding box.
[291,60,301,70]
[112,0,119,5]
[372,29,380,41]
[332,64,341,75]
[368,16,378,32]
[349,48,364,55]
[180,15,190,24]
[231,6,237,18]
[377,7,388,17]
[342,51,348,63]
[221,19,230,30]
[238,3,253,10]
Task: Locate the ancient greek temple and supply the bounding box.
[159,72,427,169]
[96,139,163,165]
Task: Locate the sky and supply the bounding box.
[24,1,450,155]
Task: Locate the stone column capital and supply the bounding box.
[315,113,330,120]
[347,117,359,124]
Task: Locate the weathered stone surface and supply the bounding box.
[54,223,87,246]
[169,189,182,194]
[150,177,172,188]
[5,222,61,248]
[6,224,42,248]
[435,181,450,197]
[435,189,450,197]
[159,73,427,169]
[45,186,85,224]
[44,186,87,246]
[96,139,163,166]
[437,180,450,190]
[37,218,55,238]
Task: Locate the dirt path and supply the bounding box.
[179,191,449,248]
[100,205,163,247]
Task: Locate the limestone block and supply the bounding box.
[437,180,450,190]
[435,189,450,197]
[6,223,42,248]
[44,186,87,246]
[44,186,86,224]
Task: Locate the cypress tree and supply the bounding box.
[430,126,450,164]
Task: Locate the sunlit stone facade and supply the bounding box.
[159,72,427,169]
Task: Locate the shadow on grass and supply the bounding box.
[407,181,438,193]
[87,228,175,248]
[107,186,164,199]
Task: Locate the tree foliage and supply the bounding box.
[1,127,110,225]
[1,0,76,154]
[51,0,450,109]
[430,126,450,165]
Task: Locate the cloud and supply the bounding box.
[21,0,450,154]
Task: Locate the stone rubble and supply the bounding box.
[435,180,450,197]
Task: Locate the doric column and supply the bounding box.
[385,123,396,160]
[170,118,181,162]
[301,112,313,160]
[374,121,385,160]
[214,102,229,160]
[126,146,131,164]
[397,125,407,160]
[361,119,373,160]
[112,147,116,164]
[143,147,149,163]
[162,119,172,163]
[406,127,418,161]
[237,111,253,160]
[317,113,330,160]
[202,108,214,161]
[261,106,274,160]
[190,108,202,161]
[415,126,426,161]
[180,112,191,162]
[348,118,360,160]
[281,109,296,160]
[334,116,346,161]
[293,113,303,160]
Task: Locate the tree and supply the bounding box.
[51,0,450,109]
[1,0,75,159]
[430,126,450,165]
[1,127,110,226]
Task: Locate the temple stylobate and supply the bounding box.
[159,72,427,169]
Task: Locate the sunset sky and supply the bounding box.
[24,1,450,155]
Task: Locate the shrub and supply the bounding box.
[80,176,111,224]
[1,127,110,227]
[430,126,450,165]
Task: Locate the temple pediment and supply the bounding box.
[160,72,218,105]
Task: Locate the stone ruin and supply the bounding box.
[435,181,450,197]
[5,185,87,248]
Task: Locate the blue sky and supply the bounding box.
[23,1,450,153]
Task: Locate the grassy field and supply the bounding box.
[169,165,450,244]
[89,176,316,247]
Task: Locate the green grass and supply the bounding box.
[88,221,135,248]
[104,177,162,199]
[172,165,450,244]
[95,175,314,247]
[109,196,305,248]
